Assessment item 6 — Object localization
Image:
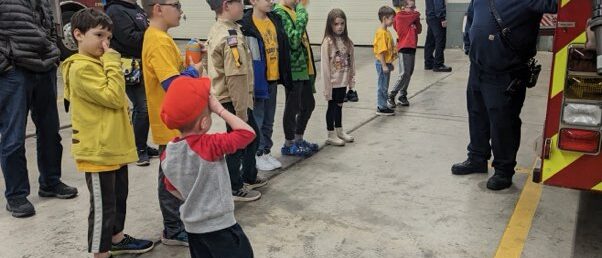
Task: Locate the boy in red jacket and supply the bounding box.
[389,0,421,107]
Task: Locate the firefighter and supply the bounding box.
[452,0,558,190]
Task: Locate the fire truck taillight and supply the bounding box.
[562,103,602,126]
[558,128,601,153]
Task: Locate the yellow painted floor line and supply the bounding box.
[494,160,543,258]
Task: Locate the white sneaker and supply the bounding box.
[264,153,282,169]
[256,155,276,171]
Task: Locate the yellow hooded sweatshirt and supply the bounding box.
[60,51,137,171]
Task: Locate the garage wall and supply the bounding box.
[169,0,469,47]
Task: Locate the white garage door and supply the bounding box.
[170,0,427,46]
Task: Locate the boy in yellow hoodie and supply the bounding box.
[60,9,154,258]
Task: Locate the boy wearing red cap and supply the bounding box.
[160,77,255,258]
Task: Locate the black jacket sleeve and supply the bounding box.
[463,0,474,55]
[434,0,447,21]
[105,7,144,55]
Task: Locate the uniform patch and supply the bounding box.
[227,36,238,47]
[488,34,495,41]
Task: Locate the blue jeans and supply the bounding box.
[0,67,62,200]
[125,81,150,152]
[376,61,394,109]
[253,82,278,154]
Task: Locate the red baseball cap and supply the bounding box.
[161,77,211,130]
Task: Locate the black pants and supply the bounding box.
[466,63,526,178]
[85,166,128,253]
[223,103,259,191]
[283,80,316,141]
[187,224,253,258]
[424,18,447,68]
[326,87,346,131]
[158,145,184,238]
[125,80,150,152]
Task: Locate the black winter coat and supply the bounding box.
[0,0,60,73]
[104,0,148,58]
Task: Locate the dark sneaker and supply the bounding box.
[487,174,513,190]
[232,187,261,202]
[398,96,410,106]
[281,143,312,157]
[433,65,452,72]
[39,181,78,199]
[111,234,154,255]
[346,89,359,102]
[6,198,35,218]
[387,95,397,109]
[425,65,433,70]
[161,230,189,246]
[376,107,395,116]
[244,176,268,190]
[298,140,319,152]
[146,146,160,158]
[451,159,488,175]
[136,150,150,167]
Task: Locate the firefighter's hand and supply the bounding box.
[441,20,448,28]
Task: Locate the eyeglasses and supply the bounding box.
[148,2,182,10]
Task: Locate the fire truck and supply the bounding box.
[49,0,105,59]
[535,0,602,192]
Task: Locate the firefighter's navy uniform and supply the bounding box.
[457,0,557,189]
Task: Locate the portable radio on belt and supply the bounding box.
[228,29,241,67]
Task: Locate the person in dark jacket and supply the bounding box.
[0,0,78,218]
[424,0,452,72]
[241,0,293,171]
[105,0,160,166]
[452,0,557,190]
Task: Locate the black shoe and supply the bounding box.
[387,94,397,109]
[451,159,488,175]
[398,96,410,106]
[136,150,150,166]
[346,89,359,102]
[39,181,78,199]
[487,174,513,190]
[425,65,433,70]
[376,107,395,116]
[6,197,35,218]
[433,65,452,72]
[111,234,154,255]
[146,146,160,158]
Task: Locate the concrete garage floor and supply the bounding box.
[0,47,601,258]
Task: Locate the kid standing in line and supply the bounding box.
[321,9,356,146]
[60,8,154,257]
[141,0,202,246]
[389,0,421,108]
[160,77,255,258]
[274,0,319,157]
[241,0,292,171]
[374,6,398,116]
[205,0,268,202]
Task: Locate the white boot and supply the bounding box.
[335,127,354,143]
[326,131,345,146]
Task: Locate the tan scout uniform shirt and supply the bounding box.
[206,18,254,122]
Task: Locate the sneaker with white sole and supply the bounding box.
[244,176,268,190]
[264,153,282,169]
[256,155,276,171]
[161,230,188,246]
[232,187,261,202]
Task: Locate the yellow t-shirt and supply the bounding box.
[373,27,397,64]
[253,16,280,81]
[76,161,120,173]
[141,26,182,145]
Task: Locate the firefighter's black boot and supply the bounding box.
[486,174,513,190]
[451,159,488,175]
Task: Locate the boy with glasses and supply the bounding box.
[141,0,202,246]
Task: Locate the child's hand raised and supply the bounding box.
[102,41,116,54]
[208,95,226,116]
